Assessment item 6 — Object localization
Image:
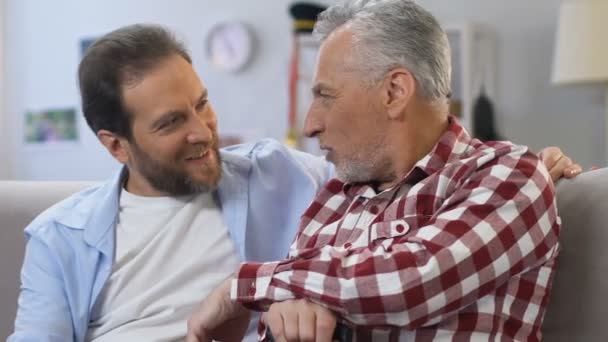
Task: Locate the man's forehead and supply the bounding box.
[122,77,206,122]
[320,25,354,53]
[316,29,355,73]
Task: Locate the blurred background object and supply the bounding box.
[285,2,325,152]
[552,0,608,163]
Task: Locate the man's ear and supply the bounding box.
[97,129,131,164]
[382,68,416,120]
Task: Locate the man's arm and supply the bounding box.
[186,287,336,342]
[231,150,559,329]
[8,236,74,342]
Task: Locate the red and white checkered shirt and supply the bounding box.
[231,118,560,341]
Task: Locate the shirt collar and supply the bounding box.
[413,116,471,176]
[54,149,253,256]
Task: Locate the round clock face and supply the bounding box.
[206,21,254,73]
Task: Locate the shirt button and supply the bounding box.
[396,224,406,233]
[343,242,352,249]
[370,205,379,214]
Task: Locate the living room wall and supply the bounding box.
[0,0,9,179]
[2,0,605,180]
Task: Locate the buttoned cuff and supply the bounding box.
[230,261,279,310]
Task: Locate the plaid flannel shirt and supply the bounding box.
[231,118,560,341]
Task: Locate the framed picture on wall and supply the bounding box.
[24,108,79,144]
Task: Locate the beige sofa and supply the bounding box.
[0,169,607,340]
[542,168,608,340]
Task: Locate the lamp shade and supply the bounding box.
[552,0,608,85]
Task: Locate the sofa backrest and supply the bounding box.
[1,168,607,340]
[543,168,608,341]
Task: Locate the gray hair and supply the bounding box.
[314,0,451,100]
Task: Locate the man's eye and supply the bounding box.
[196,100,208,111]
[160,117,181,129]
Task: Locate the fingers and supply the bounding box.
[185,278,246,342]
[548,155,569,182]
[538,146,583,182]
[538,146,563,170]
[314,306,337,342]
[266,304,287,342]
[185,332,197,342]
[186,315,212,342]
[265,299,337,342]
[185,301,217,342]
[185,332,203,342]
[550,156,584,181]
[298,305,316,342]
[186,317,202,342]
[282,307,299,342]
[563,164,583,178]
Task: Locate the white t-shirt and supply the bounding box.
[86,189,240,342]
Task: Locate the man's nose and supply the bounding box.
[186,114,214,145]
[303,109,323,138]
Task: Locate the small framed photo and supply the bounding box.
[24,108,79,144]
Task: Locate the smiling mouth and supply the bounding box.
[186,150,209,161]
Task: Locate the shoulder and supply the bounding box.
[458,140,544,175]
[25,182,109,241]
[222,138,334,187]
[452,140,552,196]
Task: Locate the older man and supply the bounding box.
[187,1,569,341]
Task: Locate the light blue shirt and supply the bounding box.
[9,139,333,342]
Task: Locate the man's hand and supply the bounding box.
[262,299,337,342]
[538,146,582,182]
[186,278,251,342]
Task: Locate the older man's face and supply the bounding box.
[304,27,392,184]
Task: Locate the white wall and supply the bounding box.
[0,0,9,179]
[5,0,302,180]
[4,0,605,180]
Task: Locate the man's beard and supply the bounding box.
[329,135,392,185]
[335,152,392,184]
[130,139,222,196]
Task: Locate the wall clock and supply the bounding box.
[206,21,254,73]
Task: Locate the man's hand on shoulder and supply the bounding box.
[538,146,582,182]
